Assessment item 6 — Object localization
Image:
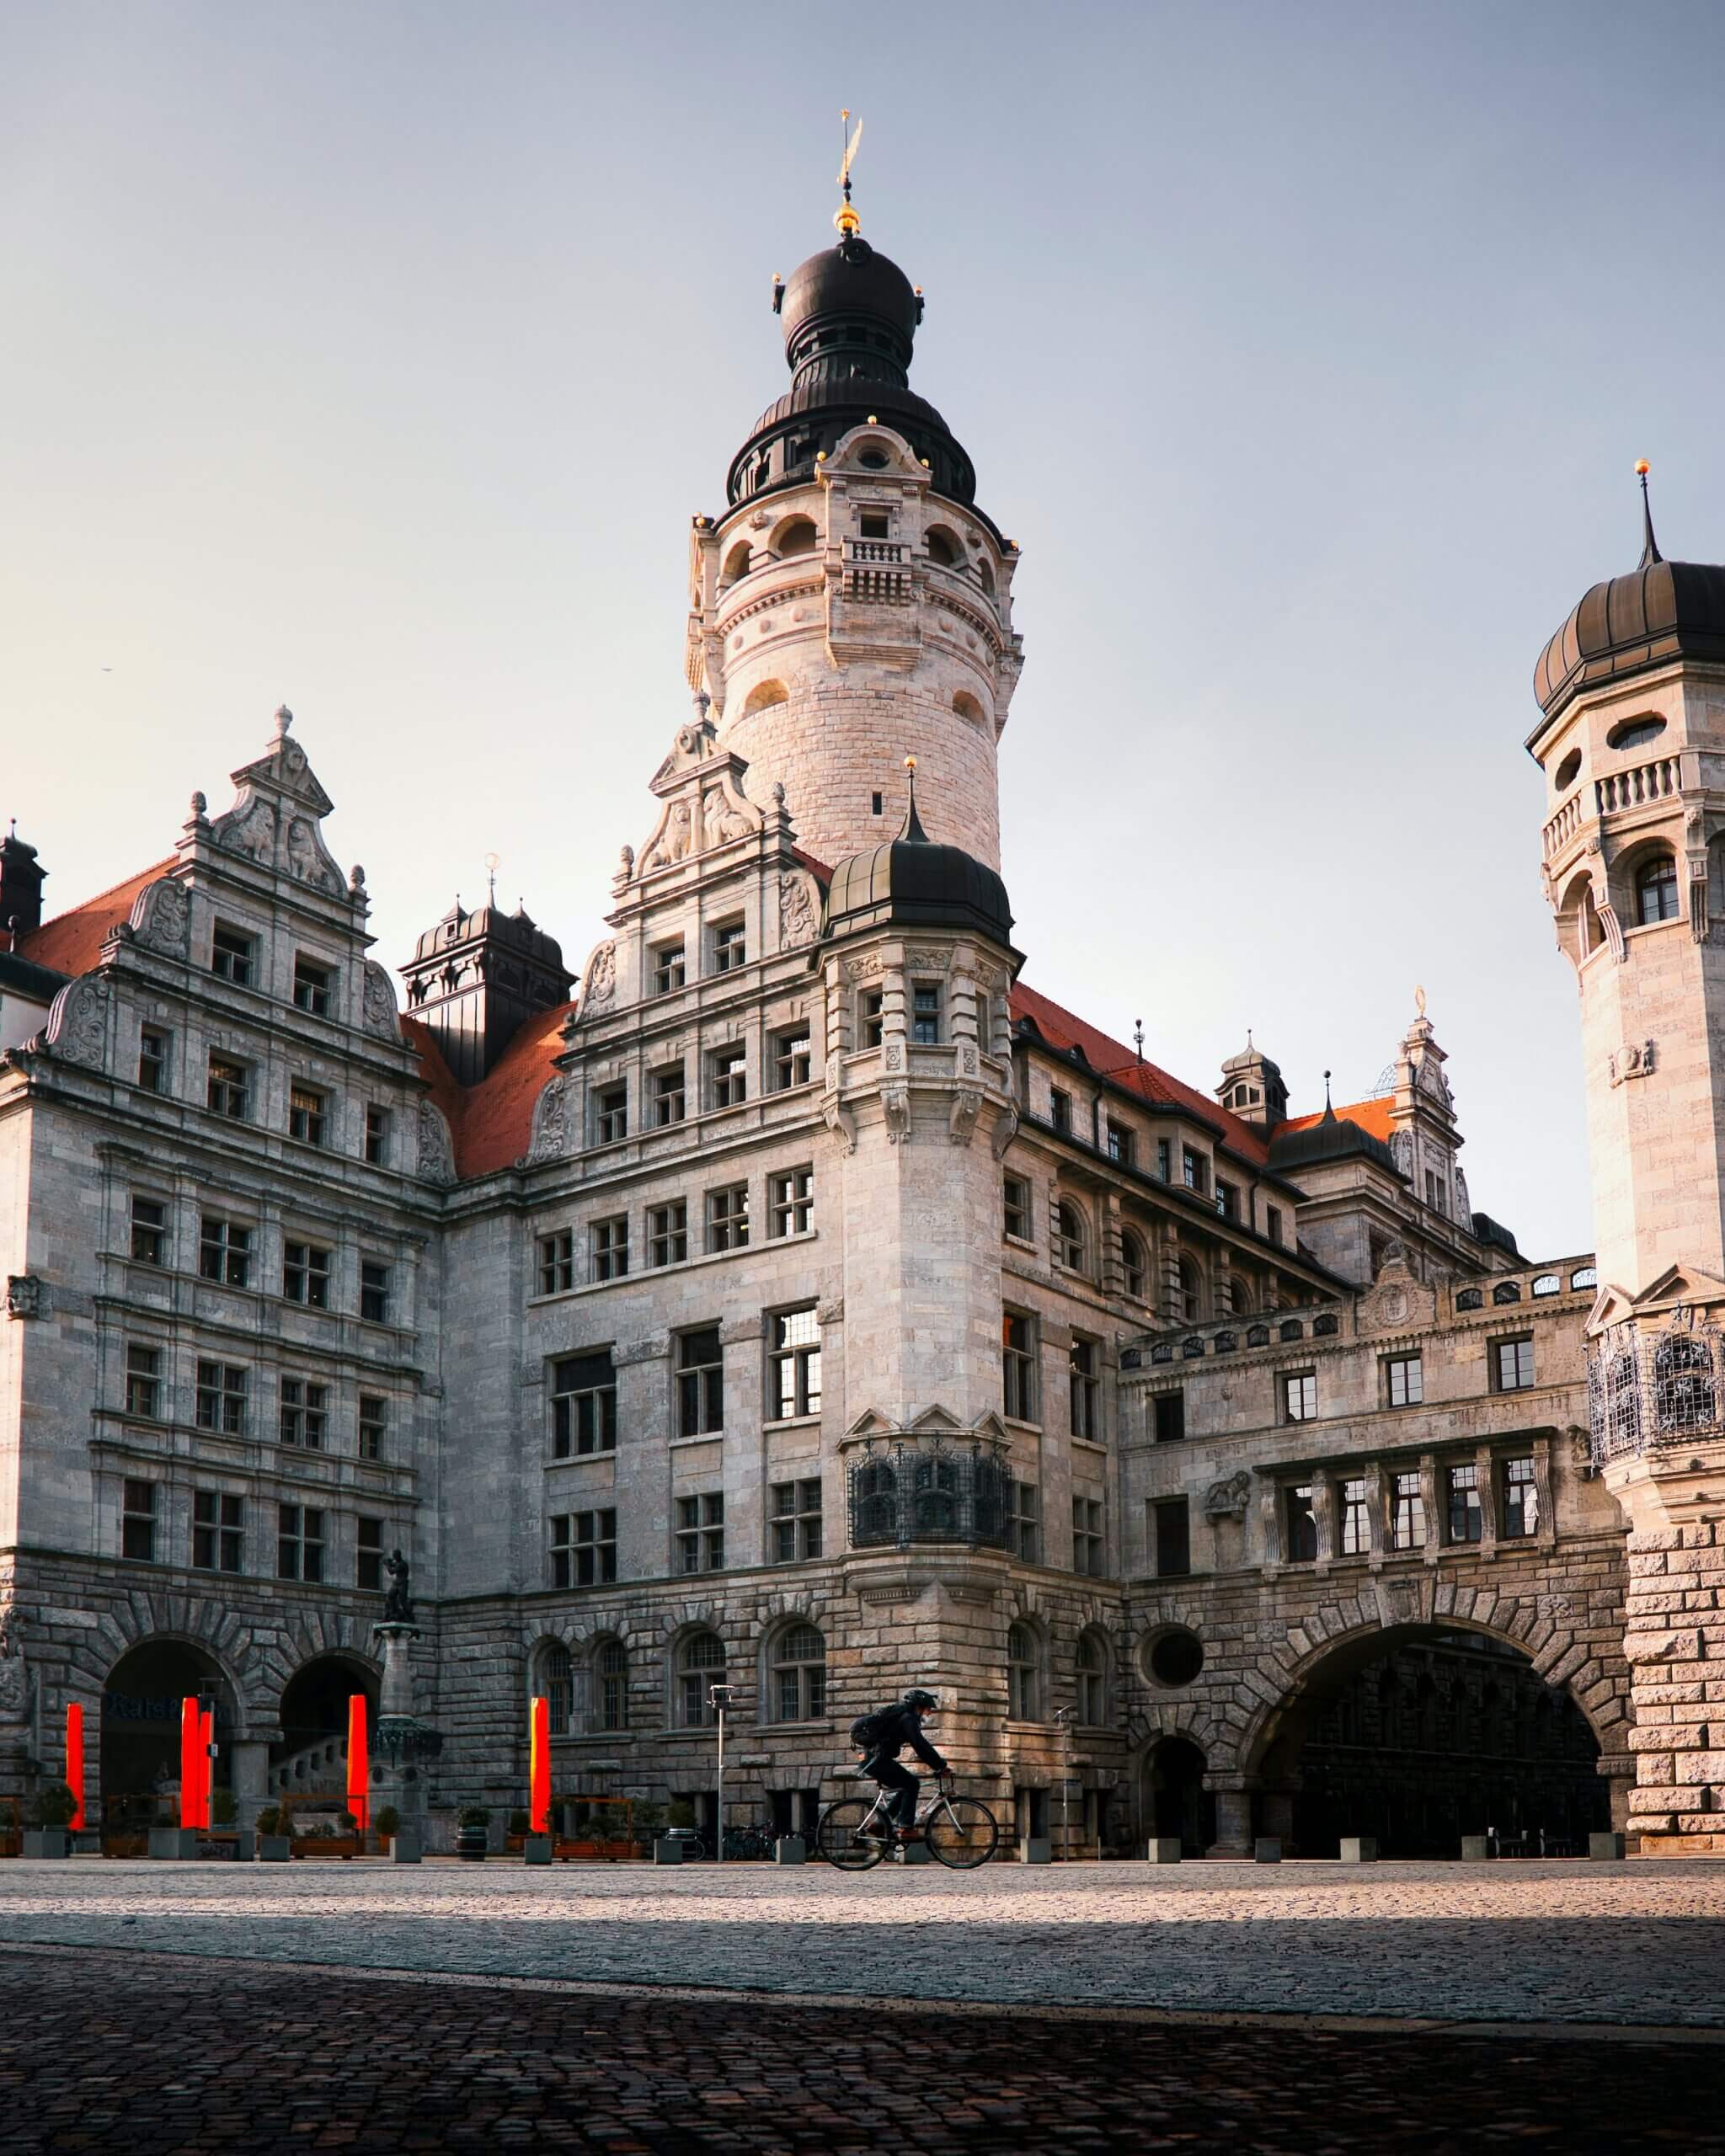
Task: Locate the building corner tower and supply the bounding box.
[1532,470,1725,1853]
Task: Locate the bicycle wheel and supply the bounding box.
[815,1798,888,1870]
[925,1796,999,1870]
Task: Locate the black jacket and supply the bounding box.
[865,1704,947,1771]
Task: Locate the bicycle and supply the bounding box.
[815,1773,999,1870]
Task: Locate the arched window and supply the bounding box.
[978,560,996,596]
[1637,853,1680,925]
[719,541,752,588]
[853,1458,898,1545]
[741,678,788,717]
[775,517,817,558]
[1076,1630,1108,1725]
[911,1454,959,1538]
[952,690,986,728]
[676,1630,727,1727]
[771,1624,826,1721]
[1655,1332,1717,1432]
[926,526,960,568]
[1178,1257,1201,1324]
[1007,1621,1040,1721]
[1121,1228,1148,1300]
[1228,1274,1252,1316]
[593,1637,626,1733]
[538,1641,572,1736]
[1055,1199,1087,1272]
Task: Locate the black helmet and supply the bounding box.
[902,1688,938,1710]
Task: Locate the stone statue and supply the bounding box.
[0,1605,26,1721]
[382,1550,414,1623]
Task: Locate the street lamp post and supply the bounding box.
[709,1684,735,1863]
[1053,1708,1071,1860]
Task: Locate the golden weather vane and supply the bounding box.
[836,108,863,235]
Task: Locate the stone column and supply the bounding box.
[372,1622,425,1828]
[1207,1775,1256,1857]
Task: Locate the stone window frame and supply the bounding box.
[292,953,334,1017]
[768,1166,814,1239]
[137,1024,172,1095]
[211,921,258,988]
[772,1027,813,1091]
[192,1488,244,1575]
[765,1619,828,1725]
[1075,1626,1111,1726]
[1384,1352,1423,1409]
[1007,1618,1045,1723]
[537,1229,575,1297]
[1002,1172,1033,1244]
[130,1193,169,1267]
[649,1200,690,1270]
[651,1061,687,1127]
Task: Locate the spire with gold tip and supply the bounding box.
[836,109,863,235]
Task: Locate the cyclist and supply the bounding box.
[855,1688,948,1840]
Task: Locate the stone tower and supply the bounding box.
[685,204,1024,872]
[1532,470,1725,1853]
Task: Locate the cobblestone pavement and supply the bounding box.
[1,1940,1720,2154]
[3,1855,1725,2026]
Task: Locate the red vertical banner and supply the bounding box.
[179,1697,200,1829]
[346,1694,368,1834]
[65,1702,85,1831]
[530,1694,551,1836]
[200,1705,214,1832]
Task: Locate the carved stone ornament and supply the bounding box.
[131,877,190,958]
[962,1043,980,1075]
[362,961,398,1038]
[823,1093,857,1153]
[213,796,277,863]
[991,1101,1020,1163]
[1608,1039,1657,1087]
[6,1275,44,1320]
[703,788,752,847]
[416,1100,456,1186]
[778,873,818,952]
[42,975,109,1069]
[0,1606,26,1722]
[583,941,617,1010]
[881,1082,911,1145]
[948,1085,983,1146]
[286,816,341,893]
[639,801,693,873]
[904,948,953,974]
[843,953,884,982]
[884,1043,903,1071]
[815,1295,845,1325]
[526,1076,567,1163]
[1202,1470,1252,1519]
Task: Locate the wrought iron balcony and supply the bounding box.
[1589,1313,1725,1465]
[846,1432,1014,1552]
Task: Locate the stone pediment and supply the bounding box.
[1357,1258,1437,1337]
[206,708,344,896]
[633,711,765,880]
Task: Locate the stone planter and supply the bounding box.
[22,1828,72,1858]
[257,1834,291,1863]
[148,1828,199,1860]
[455,1824,489,1861]
[229,1829,255,1862]
[652,1838,684,1865]
[523,1833,553,1866]
[772,1836,806,1865]
[1018,1837,1053,1864]
[1338,1837,1378,1864]
[390,1832,422,1864]
[1589,1832,1626,1861]
[1146,1838,1183,1865]
[1460,1835,1493,1862]
[1253,1838,1282,1864]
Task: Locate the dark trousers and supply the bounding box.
[868,1754,920,1828]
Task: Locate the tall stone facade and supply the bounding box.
[2,204,1701,1859]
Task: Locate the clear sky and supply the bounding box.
[5,1,1722,1258]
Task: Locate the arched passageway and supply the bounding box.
[100,1640,235,1822]
[270,1654,378,1801]
[1144,1736,1215,1855]
[1258,1628,1608,1857]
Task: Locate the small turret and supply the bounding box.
[399,893,573,1085]
[1216,1033,1286,1128]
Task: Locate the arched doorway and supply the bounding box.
[1144,1736,1215,1854]
[270,1654,378,1805]
[1256,1627,1608,1858]
[101,1640,236,1827]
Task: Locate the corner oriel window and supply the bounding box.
[1182,1147,1207,1195]
[911,983,943,1044]
[858,989,884,1049]
[1637,853,1680,926]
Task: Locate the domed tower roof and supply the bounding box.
[1533,468,1725,722]
[826,767,1014,947]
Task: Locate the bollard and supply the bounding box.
[653,1838,685,1865]
[524,1833,553,1866]
[1460,1834,1493,1862]
[1338,1837,1378,1864]
[773,1836,806,1865]
[1019,1837,1054,1865]
[390,1832,422,1865]
[1253,1837,1282,1864]
[1588,1831,1626,1861]
[1146,1838,1183,1864]
[148,1828,198,1860]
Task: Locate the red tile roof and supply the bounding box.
[1274,1094,1397,1146]
[403,1002,576,1179]
[18,860,176,978]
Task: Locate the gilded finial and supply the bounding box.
[1637,459,1662,568]
[836,109,863,235]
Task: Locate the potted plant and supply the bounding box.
[23,1780,77,1858]
[456,1806,491,1861]
[255,1804,291,1863]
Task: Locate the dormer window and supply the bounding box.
[211,924,255,987]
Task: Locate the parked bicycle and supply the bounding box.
[815,1774,999,1870]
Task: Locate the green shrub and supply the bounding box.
[30,1781,77,1829]
[509,1808,531,1838]
[256,1806,281,1837]
[666,1799,696,1830]
[459,1806,491,1828]
[211,1787,237,1826]
[374,1805,401,1841]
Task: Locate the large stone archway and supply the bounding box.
[100,1638,238,1831]
[270,1652,379,1806]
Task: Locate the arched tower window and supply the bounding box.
[771,1623,827,1721]
[1121,1228,1148,1301]
[1637,852,1680,925]
[774,516,817,558]
[926,526,960,568]
[1007,1621,1041,1721]
[742,678,788,717]
[719,541,752,588]
[676,1630,727,1727]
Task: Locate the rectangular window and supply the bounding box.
[288,1084,328,1147]
[125,1343,161,1420]
[199,1215,252,1289]
[1007,1480,1039,1563]
[858,989,884,1049]
[1003,1174,1031,1241]
[552,1350,617,1459]
[677,1325,724,1436]
[206,1054,249,1121]
[653,942,686,995]
[860,510,889,538]
[121,1476,158,1561]
[1339,1476,1370,1556]
[1153,1390,1185,1444]
[138,1027,169,1094]
[772,1029,813,1090]
[551,1508,618,1589]
[707,1183,750,1252]
[592,1215,629,1280]
[1105,1120,1134,1167]
[280,1377,328,1450]
[195,1359,247,1435]
[1049,1087,1071,1134]
[1153,1497,1190,1578]
[131,1195,168,1266]
[1391,1470,1426,1550]
[1494,1337,1535,1391]
[649,1202,689,1268]
[1069,1335,1099,1441]
[1501,1455,1540,1539]
[1284,1371,1317,1422]
[1156,1139,1172,1182]
[193,1489,244,1574]
[712,1043,747,1107]
[1386,1354,1423,1407]
[356,1515,384,1592]
[282,1241,331,1308]
[277,1503,324,1582]
[771,1477,823,1563]
[538,1230,574,1296]
[360,1261,390,1324]
[652,1064,686,1126]
[911,983,943,1044]
[769,1166,814,1237]
[1267,1203,1284,1246]
[595,1085,628,1145]
[769,1306,821,1419]
[1447,1463,1482,1544]
[293,957,333,1016]
[676,1492,724,1573]
[1002,1311,1038,1422]
[713,921,746,974]
[1284,1483,1317,1562]
[1182,1147,1207,1194]
[1072,1495,1105,1576]
[358,1394,387,1461]
[211,924,255,986]
[1215,1179,1239,1221]
[364,1106,391,1166]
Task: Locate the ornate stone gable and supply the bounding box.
[206,707,344,895]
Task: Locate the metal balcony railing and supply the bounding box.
[846,1433,1014,1552]
[1589,1312,1725,1465]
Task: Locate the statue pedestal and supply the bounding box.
[371,1623,441,1832]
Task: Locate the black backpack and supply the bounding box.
[849,1710,889,1753]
